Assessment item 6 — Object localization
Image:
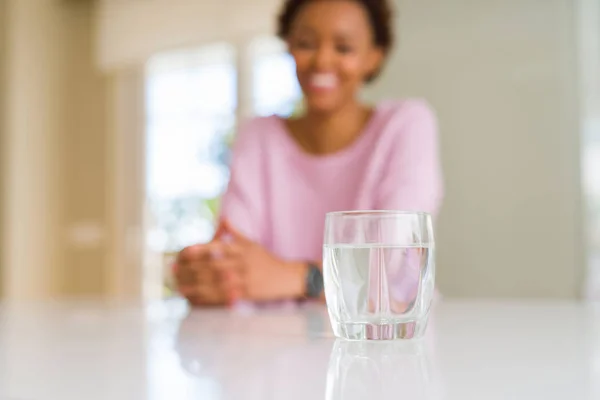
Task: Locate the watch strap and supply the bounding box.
[305,262,324,299]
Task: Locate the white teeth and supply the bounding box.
[310,74,338,89]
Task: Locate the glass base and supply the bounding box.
[331,319,428,340]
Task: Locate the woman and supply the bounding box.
[176,0,443,307]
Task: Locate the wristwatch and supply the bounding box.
[305,262,324,299]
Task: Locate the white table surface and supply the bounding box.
[0,299,598,400]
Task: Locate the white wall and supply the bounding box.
[96,0,281,70]
[366,0,585,298]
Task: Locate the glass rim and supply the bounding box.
[326,210,431,218]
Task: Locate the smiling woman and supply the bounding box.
[278,0,393,84]
[175,0,444,307]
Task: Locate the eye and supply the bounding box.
[294,38,316,50]
[336,44,354,54]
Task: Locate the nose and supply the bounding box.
[313,44,335,71]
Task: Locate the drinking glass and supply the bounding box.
[323,211,435,340]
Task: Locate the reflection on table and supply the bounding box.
[0,300,599,400]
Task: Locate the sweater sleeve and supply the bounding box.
[375,101,444,217]
[219,118,267,244]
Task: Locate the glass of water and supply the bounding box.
[323,211,435,340]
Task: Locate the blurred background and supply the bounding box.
[0,0,598,303]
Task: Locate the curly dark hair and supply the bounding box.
[277,0,394,82]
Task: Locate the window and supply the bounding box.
[144,38,301,298]
[251,37,302,117]
[585,118,600,300]
[145,44,236,297]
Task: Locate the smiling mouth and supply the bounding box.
[307,73,338,91]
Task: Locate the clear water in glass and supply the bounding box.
[323,211,435,340]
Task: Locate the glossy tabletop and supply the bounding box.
[0,299,598,400]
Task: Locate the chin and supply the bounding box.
[304,95,343,115]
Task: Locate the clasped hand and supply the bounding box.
[175,220,306,306]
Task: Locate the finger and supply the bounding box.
[220,219,250,243]
[174,261,196,285]
[186,292,226,307]
[176,261,217,286]
[189,266,216,283]
[198,287,227,306]
[178,284,199,296]
[181,284,226,305]
[213,218,227,240]
[175,258,205,281]
[176,270,198,286]
[219,269,244,291]
[178,282,215,296]
[177,244,210,264]
[219,270,245,306]
[209,257,242,272]
[205,240,243,259]
[176,245,215,284]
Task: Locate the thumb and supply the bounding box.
[220,219,249,243]
[213,218,227,240]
